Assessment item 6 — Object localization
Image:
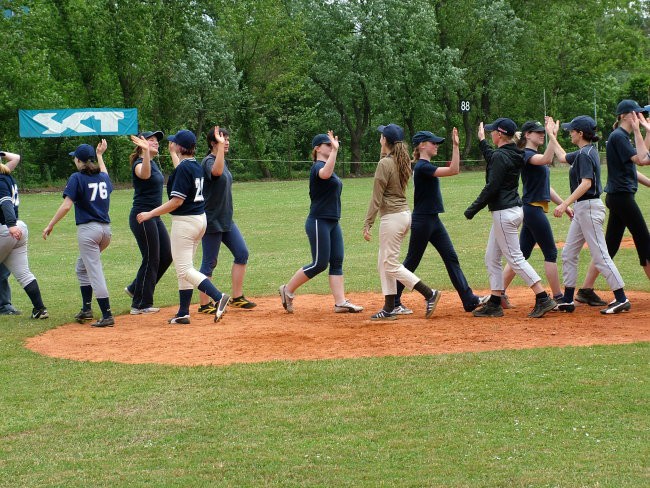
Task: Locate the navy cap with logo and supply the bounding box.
[377,123,405,144]
[311,134,331,148]
[561,115,597,133]
[138,130,164,141]
[484,118,517,136]
[615,99,643,115]
[412,130,445,146]
[69,143,96,162]
[520,120,545,134]
[167,129,197,150]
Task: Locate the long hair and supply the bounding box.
[78,160,100,175]
[385,140,412,190]
[0,163,10,175]
[412,145,421,163]
[129,146,143,166]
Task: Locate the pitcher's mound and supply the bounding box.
[25,288,650,366]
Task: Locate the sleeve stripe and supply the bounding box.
[0,196,12,204]
[170,191,187,200]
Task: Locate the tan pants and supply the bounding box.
[378,211,420,295]
[170,214,208,290]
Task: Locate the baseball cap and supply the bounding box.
[643,105,650,114]
[311,134,331,148]
[615,99,643,115]
[69,144,96,162]
[484,118,517,136]
[520,121,545,134]
[561,115,597,133]
[138,130,164,141]
[412,131,445,146]
[167,129,196,149]
[377,123,404,144]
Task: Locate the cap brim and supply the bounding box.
[68,151,76,157]
[484,124,496,131]
[150,131,164,141]
[167,135,176,142]
[560,122,573,130]
[432,136,445,144]
[377,125,386,133]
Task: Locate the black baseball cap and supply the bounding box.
[311,134,331,148]
[138,130,164,141]
[616,99,643,115]
[377,124,404,144]
[520,121,545,134]
[69,144,96,162]
[561,115,597,133]
[412,131,445,146]
[167,129,197,149]
[484,118,517,136]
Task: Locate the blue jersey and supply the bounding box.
[132,158,164,212]
[308,161,342,220]
[566,145,602,201]
[167,158,205,216]
[201,154,233,232]
[0,173,19,225]
[412,159,444,215]
[604,127,638,194]
[521,148,551,204]
[63,172,112,225]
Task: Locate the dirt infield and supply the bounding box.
[25,287,650,366]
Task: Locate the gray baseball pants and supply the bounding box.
[75,222,112,298]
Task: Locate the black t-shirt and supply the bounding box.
[201,154,233,233]
[131,158,164,212]
[566,144,602,201]
[412,159,444,215]
[604,127,638,194]
[521,148,551,204]
[308,161,342,220]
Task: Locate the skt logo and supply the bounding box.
[33,111,125,135]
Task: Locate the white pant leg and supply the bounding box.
[485,222,504,290]
[377,211,420,295]
[170,214,208,290]
[2,222,36,287]
[492,208,541,287]
[75,222,112,298]
[561,213,586,288]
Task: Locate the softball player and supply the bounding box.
[394,128,484,313]
[125,131,172,315]
[198,127,256,314]
[279,131,362,314]
[0,149,48,319]
[363,124,440,321]
[548,116,630,314]
[0,150,21,316]
[465,118,556,319]
[43,142,113,326]
[137,129,230,324]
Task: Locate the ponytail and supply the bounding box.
[385,140,412,191]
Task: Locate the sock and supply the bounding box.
[553,293,563,301]
[613,288,627,303]
[80,285,93,311]
[24,280,44,309]
[383,295,396,312]
[198,279,223,303]
[178,289,194,317]
[489,294,501,306]
[564,287,575,302]
[413,281,433,300]
[97,297,111,318]
[535,291,549,302]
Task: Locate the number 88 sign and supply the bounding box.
[459,100,471,112]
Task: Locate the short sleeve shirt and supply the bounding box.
[167,158,205,216]
[604,127,638,194]
[201,154,233,233]
[308,161,342,220]
[0,174,19,224]
[63,172,113,225]
[412,159,444,215]
[521,148,551,203]
[566,145,602,201]
[131,158,164,212]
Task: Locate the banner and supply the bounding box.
[19,108,138,138]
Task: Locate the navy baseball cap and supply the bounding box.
[616,99,643,115]
[139,130,164,141]
[69,144,96,162]
[377,124,404,144]
[412,131,445,146]
[167,129,196,149]
[484,118,517,136]
[520,121,545,134]
[561,115,597,133]
[311,134,331,148]
[643,104,650,114]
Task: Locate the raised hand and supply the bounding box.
[452,127,459,146]
[478,122,485,141]
[214,126,225,144]
[96,138,108,155]
[327,130,340,151]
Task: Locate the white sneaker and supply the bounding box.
[334,300,364,313]
[600,299,631,315]
[279,285,294,313]
[215,293,230,322]
[392,304,413,315]
[130,307,161,315]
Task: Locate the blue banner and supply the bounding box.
[19,108,138,138]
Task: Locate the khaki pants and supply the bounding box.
[378,211,420,295]
[170,214,208,290]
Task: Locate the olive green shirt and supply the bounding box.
[364,155,410,230]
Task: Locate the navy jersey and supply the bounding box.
[167,158,205,216]
[63,172,113,225]
[308,161,342,220]
[132,158,164,212]
[412,159,444,215]
[604,127,638,194]
[201,154,233,232]
[566,145,602,201]
[0,173,19,225]
[521,148,551,204]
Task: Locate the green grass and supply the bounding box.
[0,168,649,486]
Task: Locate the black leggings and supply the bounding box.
[605,192,650,266]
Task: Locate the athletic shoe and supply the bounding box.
[392,304,413,315]
[230,296,257,309]
[472,301,504,318]
[528,296,557,318]
[501,293,515,309]
[600,299,631,315]
[464,295,490,312]
[425,290,441,318]
[334,300,364,313]
[168,315,190,325]
[370,309,397,321]
[124,286,134,298]
[31,307,49,320]
[553,299,575,313]
[0,308,21,315]
[91,316,114,327]
[215,293,230,323]
[198,302,217,314]
[130,307,161,315]
[576,288,607,307]
[74,309,94,323]
[279,285,294,313]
